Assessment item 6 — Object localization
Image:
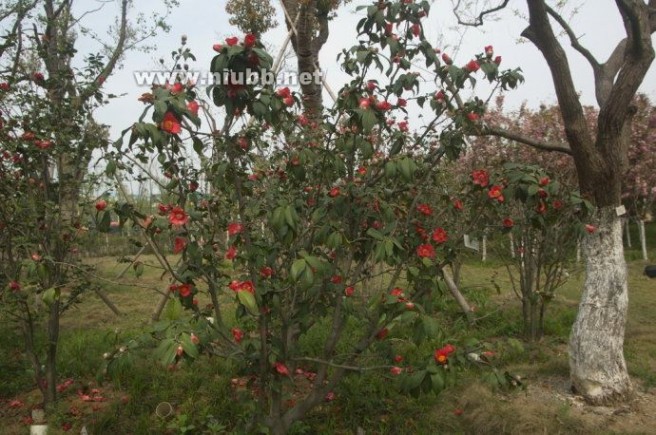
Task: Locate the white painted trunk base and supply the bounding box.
[569,208,632,404]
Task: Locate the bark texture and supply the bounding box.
[281,0,329,122]
[570,208,631,404]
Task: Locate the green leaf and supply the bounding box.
[180,334,199,359]
[41,287,59,306]
[366,227,385,241]
[97,211,112,233]
[237,291,258,315]
[430,372,445,394]
[290,259,307,281]
[361,109,377,132]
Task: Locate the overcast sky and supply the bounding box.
[83,0,656,139]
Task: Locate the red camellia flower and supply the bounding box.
[453,199,464,210]
[358,97,370,109]
[432,227,448,244]
[243,33,256,48]
[169,206,189,226]
[260,266,274,278]
[212,43,223,52]
[485,45,494,57]
[397,98,407,107]
[95,199,107,211]
[225,36,239,46]
[539,176,550,186]
[324,391,335,402]
[227,222,244,236]
[344,286,355,297]
[467,112,479,121]
[552,199,563,210]
[494,56,502,65]
[393,355,404,363]
[488,185,504,202]
[376,100,392,111]
[585,224,596,234]
[417,203,433,216]
[441,53,453,65]
[434,344,456,365]
[390,287,404,297]
[160,112,182,134]
[536,201,547,214]
[190,333,200,345]
[32,72,45,82]
[158,203,171,215]
[274,362,290,376]
[376,328,389,340]
[225,245,237,260]
[328,187,340,197]
[9,281,20,291]
[231,327,244,343]
[471,169,489,187]
[465,59,480,72]
[416,243,435,258]
[0,82,9,91]
[178,283,192,298]
[173,237,187,254]
[276,87,291,98]
[411,23,421,37]
[503,217,514,228]
[330,275,342,284]
[390,366,403,376]
[187,100,200,116]
[170,82,184,94]
[398,120,409,132]
[366,80,377,91]
[434,90,446,102]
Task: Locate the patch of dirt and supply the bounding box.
[460,376,656,434]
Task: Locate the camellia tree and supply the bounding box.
[0,0,177,410]
[104,1,533,432]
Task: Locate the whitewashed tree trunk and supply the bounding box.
[509,233,515,259]
[624,218,632,248]
[576,238,581,263]
[569,208,632,404]
[481,233,487,262]
[638,219,648,261]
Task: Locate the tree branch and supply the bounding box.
[474,124,572,155]
[545,5,600,70]
[77,0,129,105]
[452,0,510,27]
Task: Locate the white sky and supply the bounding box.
[83,0,656,140]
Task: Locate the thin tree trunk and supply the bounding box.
[638,219,648,261]
[442,269,475,324]
[45,300,60,406]
[624,218,632,248]
[569,207,632,404]
[509,233,516,259]
[481,233,487,262]
[576,238,581,263]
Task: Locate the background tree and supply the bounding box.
[454,0,656,404]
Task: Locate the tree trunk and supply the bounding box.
[45,300,60,406]
[638,219,648,261]
[569,207,632,404]
[481,233,487,262]
[624,218,632,248]
[442,268,475,324]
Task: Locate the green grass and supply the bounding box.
[2,252,656,434]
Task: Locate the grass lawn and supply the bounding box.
[1,245,655,434]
